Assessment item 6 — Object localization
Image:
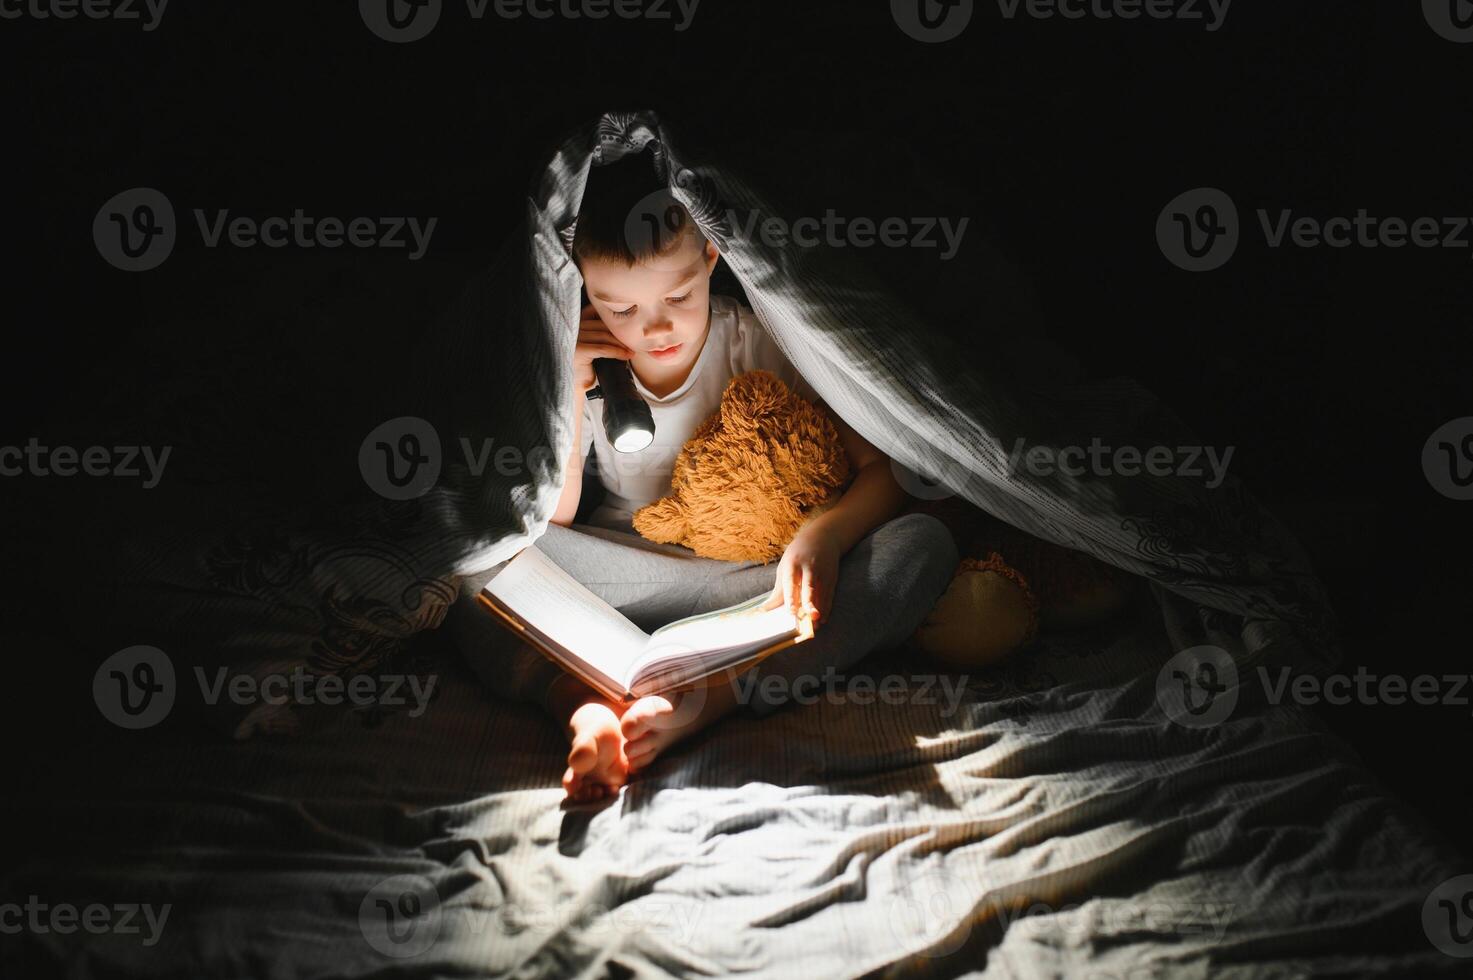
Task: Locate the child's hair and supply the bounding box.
[572,149,706,267]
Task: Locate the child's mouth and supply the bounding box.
[648,343,683,361]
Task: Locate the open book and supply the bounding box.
[476,545,814,702]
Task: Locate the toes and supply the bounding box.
[595,726,621,775]
[621,695,674,740]
[567,733,599,775]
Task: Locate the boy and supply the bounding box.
[451,153,958,802]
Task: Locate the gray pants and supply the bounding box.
[447,513,958,716]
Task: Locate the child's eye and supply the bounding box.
[611,306,636,318]
[667,292,692,305]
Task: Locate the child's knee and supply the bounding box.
[887,512,960,591]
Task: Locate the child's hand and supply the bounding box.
[761,525,841,627]
[573,303,635,392]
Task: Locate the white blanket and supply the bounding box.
[6,605,1460,977]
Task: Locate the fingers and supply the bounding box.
[780,566,801,618]
[578,342,636,361]
[577,321,635,361]
[800,566,818,623]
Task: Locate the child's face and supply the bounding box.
[581,232,720,378]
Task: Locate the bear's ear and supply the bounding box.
[721,370,787,429]
[632,496,689,547]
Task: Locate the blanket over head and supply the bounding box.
[103,110,1340,737]
[417,110,1339,670]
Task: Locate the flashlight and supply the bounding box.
[588,357,655,453]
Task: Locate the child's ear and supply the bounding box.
[703,238,720,275]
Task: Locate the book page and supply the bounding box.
[636,594,800,671]
[484,546,648,683]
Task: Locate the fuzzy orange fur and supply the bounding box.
[632,370,852,563]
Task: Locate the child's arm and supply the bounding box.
[761,403,907,623]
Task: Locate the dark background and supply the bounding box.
[2,2,1469,847]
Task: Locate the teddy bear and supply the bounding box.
[632,370,1135,668]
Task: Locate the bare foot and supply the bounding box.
[620,677,743,772]
[547,676,630,803]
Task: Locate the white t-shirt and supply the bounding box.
[580,294,820,530]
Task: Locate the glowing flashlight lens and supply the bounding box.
[613,427,654,453]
